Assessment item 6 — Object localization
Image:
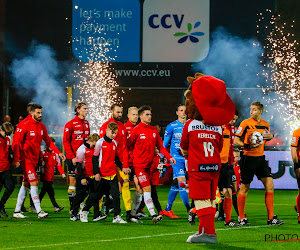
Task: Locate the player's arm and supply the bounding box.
[163,124,172,149]
[156,133,176,165]
[75,147,86,184]
[92,140,101,176]
[291,131,300,166]
[180,122,189,156]
[55,154,66,178]
[12,125,26,167]
[63,122,76,160]
[234,121,259,149]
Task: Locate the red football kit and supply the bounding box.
[0,135,11,172]
[93,136,120,177]
[180,119,223,200]
[126,122,172,188]
[63,115,90,160]
[76,143,95,178]
[12,115,61,183]
[100,117,126,162]
[40,148,65,182]
[124,120,136,166]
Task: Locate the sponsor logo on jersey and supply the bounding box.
[73,122,78,124]
[174,133,182,138]
[140,134,146,139]
[198,133,216,139]
[74,130,83,135]
[30,131,35,136]
[191,124,219,132]
[198,164,218,172]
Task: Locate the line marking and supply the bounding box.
[4,225,270,249]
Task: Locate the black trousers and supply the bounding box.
[39,181,59,208]
[72,176,99,217]
[84,176,121,217]
[0,169,15,206]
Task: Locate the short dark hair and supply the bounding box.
[138,105,152,115]
[107,122,118,132]
[233,148,240,153]
[111,104,122,111]
[177,104,185,111]
[30,103,43,111]
[1,122,14,136]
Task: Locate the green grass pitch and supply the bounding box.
[0,185,299,249]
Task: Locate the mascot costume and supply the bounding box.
[181,73,235,243]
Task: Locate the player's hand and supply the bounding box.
[95,173,101,181]
[72,157,76,165]
[62,174,66,178]
[59,153,66,162]
[263,129,273,140]
[12,161,20,168]
[81,178,88,185]
[170,158,176,166]
[122,168,130,175]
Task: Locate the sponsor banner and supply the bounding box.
[72,0,140,62]
[143,0,209,62]
[251,151,297,190]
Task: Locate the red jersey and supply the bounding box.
[180,119,223,172]
[233,162,241,190]
[63,115,90,160]
[40,148,65,182]
[126,122,172,169]
[124,120,136,166]
[12,115,31,162]
[76,143,95,178]
[100,117,126,162]
[94,136,119,177]
[0,135,11,172]
[12,115,61,165]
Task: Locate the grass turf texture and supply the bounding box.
[0,185,299,249]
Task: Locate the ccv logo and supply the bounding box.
[148,14,205,43]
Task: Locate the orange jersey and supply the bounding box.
[235,118,269,156]
[220,127,230,163]
[291,128,300,158]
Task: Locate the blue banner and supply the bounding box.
[72,0,140,62]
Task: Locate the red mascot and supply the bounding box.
[181,73,235,243]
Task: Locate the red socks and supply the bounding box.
[196,207,216,235]
[224,198,232,223]
[265,192,274,220]
[238,193,247,220]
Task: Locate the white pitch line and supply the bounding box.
[4,225,270,249]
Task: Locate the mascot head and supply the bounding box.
[184,73,235,126]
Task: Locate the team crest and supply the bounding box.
[153,133,156,138]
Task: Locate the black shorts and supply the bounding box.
[240,155,272,185]
[294,163,300,171]
[218,163,236,189]
[129,166,135,181]
[66,159,76,175]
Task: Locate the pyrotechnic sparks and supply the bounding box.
[73,42,123,133]
[257,9,300,132]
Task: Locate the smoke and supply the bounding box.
[10,42,68,128]
[192,27,288,142]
